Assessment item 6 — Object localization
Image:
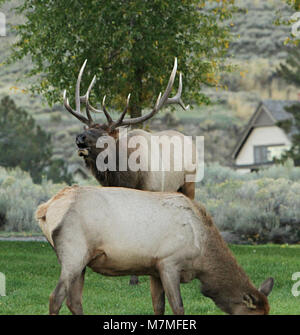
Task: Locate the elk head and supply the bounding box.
[232,277,274,315]
[63,58,189,158]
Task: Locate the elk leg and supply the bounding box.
[158,266,184,315]
[129,275,139,285]
[179,182,195,200]
[50,227,89,315]
[49,276,68,315]
[66,268,86,315]
[150,275,165,315]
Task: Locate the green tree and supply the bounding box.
[277,47,300,86]
[0,96,73,183]
[276,46,300,166]
[274,1,300,166]
[286,0,300,11]
[274,0,300,46]
[4,0,238,118]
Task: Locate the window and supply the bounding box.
[253,145,289,164]
[254,146,269,163]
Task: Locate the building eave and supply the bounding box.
[232,99,298,162]
[231,101,265,160]
[232,161,274,169]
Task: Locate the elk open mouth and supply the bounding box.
[76,140,90,156]
[77,144,89,157]
[78,148,89,157]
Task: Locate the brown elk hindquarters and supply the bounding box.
[49,211,91,315]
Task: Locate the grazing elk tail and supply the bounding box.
[35,186,79,247]
[35,203,48,223]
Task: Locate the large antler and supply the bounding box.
[111,57,189,129]
[63,59,95,126]
[63,58,189,128]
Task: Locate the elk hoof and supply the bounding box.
[129,276,139,285]
[78,149,89,157]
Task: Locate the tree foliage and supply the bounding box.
[276,46,300,166]
[276,1,300,166]
[0,96,73,184]
[277,47,300,86]
[5,0,238,118]
[275,0,300,45]
[286,0,300,11]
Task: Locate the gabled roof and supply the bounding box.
[232,100,300,160]
[262,100,297,122]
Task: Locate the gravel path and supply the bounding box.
[0,232,244,244]
[0,236,47,242]
[0,232,246,244]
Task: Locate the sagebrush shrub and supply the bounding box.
[197,163,300,243]
[1,163,300,243]
[0,167,66,232]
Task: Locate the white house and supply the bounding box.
[232,100,299,173]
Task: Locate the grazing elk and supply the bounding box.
[36,186,274,315]
[63,58,196,200]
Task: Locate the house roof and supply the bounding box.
[262,100,297,122]
[232,100,300,160]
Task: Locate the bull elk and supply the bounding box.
[63,59,196,286]
[63,58,196,200]
[36,186,274,315]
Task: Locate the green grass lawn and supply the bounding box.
[0,242,299,315]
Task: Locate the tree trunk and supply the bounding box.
[128,104,142,129]
[130,104,142,118]
[129,66,143,129]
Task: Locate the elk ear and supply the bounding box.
[258,277,274,297]
[243,294,257,310]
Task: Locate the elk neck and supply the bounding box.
[196,223,259,314]
[83,135,142,189]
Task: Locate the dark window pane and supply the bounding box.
[254,147,260,163]
[254,146,271,163]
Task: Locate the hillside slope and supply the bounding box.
[0,0,298,168]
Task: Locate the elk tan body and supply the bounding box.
[82,128,196,197]
[36,186,273,315]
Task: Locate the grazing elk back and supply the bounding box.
[36,186,273,315]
